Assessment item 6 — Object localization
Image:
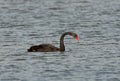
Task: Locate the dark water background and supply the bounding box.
[0,0,120,81]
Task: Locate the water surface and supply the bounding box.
[0,0,120,81]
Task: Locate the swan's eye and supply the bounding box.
[75,36,79,41]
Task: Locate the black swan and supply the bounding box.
[27,32,79,52]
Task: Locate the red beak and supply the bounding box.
[75,36,79,41]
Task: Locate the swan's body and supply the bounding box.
[27,44,60,52]
[27,32,78,52]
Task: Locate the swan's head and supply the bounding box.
[72,33,79,41]
[62,32,79,41]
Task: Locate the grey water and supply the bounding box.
[0,0,120,81]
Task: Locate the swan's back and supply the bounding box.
[27,44,60,52]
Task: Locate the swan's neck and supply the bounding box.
[60,32,73,51]
[60,35,65,51]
